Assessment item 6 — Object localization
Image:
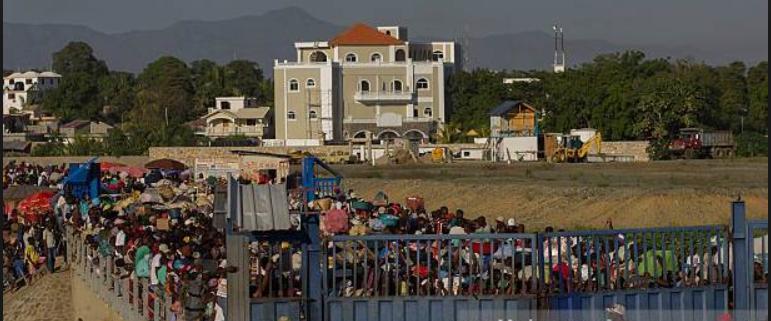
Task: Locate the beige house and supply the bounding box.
[59,119,114,143]
[198,97,273,139]
[274,23,458,145]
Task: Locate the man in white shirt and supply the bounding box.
[115,227,126,252]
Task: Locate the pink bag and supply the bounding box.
[323,209,349,234]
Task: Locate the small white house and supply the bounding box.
[3,71,61,115]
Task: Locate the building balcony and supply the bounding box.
[200,126,265,137]
[354,90,415,103]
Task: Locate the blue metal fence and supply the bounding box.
[220,181,763,321]
[748,220,768,321]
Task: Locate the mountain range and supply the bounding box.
[3,6,742,76]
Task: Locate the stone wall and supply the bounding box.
[148,146,351,167]
[589,141,650,161]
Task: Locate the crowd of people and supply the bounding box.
[2,160,769,321]
[301,191,750,298]
[4,161,230,321]
[3,161,66,189]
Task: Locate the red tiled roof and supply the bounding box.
[329,23,404,46]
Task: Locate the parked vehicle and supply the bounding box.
[669,128,735,159]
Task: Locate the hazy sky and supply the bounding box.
[4,0,768,56]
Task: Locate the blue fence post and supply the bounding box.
[731,200,749,320]
[303,213,323,321]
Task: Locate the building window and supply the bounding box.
[424,107,433,117]
[306,78,316,88]
[25,79,32,85]
[371,53,382,62]
[309,110,318,120]
[8,79,13,85]
[416,78,429,90]
[463,151,471,157]
[246,119,257,126]
[359,80,370,92]
[413,107,419,118]
[8,93,15,100]
[345,53,358,63]
[432,50,444,61]
[220,101,231,110]
[393,80,403,92]
[287,111,296,121]
[310,51,327,62]
[289,79,299,92]
[395,49,406,62]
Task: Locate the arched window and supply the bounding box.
[359,80,370,92]
[288,79,299,92]
[345,53,358,63]
[370,53,382,62]
[392,80,403,92]
[287,111,296,120]
[416,78,429,90]
[13,82,24,91]
[432,50,444,61]
[309,110,318,120]
[423,107,433,117]
[306,78,316,88]
[220,101,231,110]
[395,49,406,62]
[309,51,327,62]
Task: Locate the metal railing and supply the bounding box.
[66,226,178,321]
[537,225,729,294]
[354,90,414,102]
[204,126,264,135]
[324,233,539,297]
[320,226,733,298]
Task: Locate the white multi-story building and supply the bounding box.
[273,23,459,145]
[3,71,61,115]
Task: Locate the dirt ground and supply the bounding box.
[330,158,768,230]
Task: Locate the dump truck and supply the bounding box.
[669,128,735,159]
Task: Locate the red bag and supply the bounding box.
[323,209,349,234]
[406,196,424,211]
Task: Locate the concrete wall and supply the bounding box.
[589,141,650,162]
[148,146,350,167]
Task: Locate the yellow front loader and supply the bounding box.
[550,132,602,163]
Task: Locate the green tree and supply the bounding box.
[66,135,105,156]
[98,71,136,124]
[42,42,110,122]
[130,56,194,131]
[713,61,748,131]
[223,60,264,99]
[746,61,768,134]
[42,73,103,121]
[190,59,226,116]
[51,41,108,77]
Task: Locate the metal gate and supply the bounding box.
[220,170,766,321]
[732,200,769,321]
